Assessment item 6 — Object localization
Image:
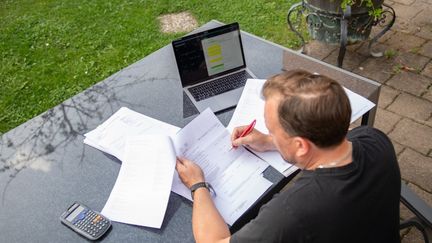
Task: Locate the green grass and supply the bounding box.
[0,0,304,134]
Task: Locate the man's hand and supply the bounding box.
[231,126,276,152]
[176,157,205,189]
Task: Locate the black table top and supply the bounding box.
[0,20,379,242]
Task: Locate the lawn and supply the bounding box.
[0,0,304,134]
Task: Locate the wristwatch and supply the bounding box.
[190,182,216,200]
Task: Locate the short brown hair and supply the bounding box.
[262,69,351,148]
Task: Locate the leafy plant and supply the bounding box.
[339,0,383,19]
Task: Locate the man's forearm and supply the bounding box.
[192,188,230,243]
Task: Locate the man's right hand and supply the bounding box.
[231,126,276,152]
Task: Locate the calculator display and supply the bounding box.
[66,205,85,222]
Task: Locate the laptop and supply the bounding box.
[172,22,256,113]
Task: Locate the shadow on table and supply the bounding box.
[0,76,154,203]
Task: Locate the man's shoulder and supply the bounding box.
[272,175,325,214]
[348,126,392,148]
[348,126,386,138]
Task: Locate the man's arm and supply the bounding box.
[192,188,230,243]
[176,158,231,243]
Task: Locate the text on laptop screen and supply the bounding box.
[173,26,245,86]
[202,31,244,76]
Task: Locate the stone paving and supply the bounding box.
[302,0,432,242]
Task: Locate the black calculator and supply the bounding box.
[60,202,111,240]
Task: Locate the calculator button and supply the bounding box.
[93,215,101,223]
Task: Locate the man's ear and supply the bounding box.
[293,137,310,157]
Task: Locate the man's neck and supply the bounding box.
[303,139,352,170]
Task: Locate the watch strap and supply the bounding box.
[190,182,215,200]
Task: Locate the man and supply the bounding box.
[176,69,401,243]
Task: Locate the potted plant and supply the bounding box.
[287,0,395,66]
[304,0,384,44]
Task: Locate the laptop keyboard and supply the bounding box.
[188,70,251,102]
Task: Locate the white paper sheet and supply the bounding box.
[101,136,176,228]
[212,151,272,224]
[84,107,180,160]
[344,87,376,123]
[171,108,271,225]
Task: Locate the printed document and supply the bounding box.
[84,107,180,161]
[101,136,176,228]
[227,79,376,176]
[171,108,272,225]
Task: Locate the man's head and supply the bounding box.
[262,69,351,165]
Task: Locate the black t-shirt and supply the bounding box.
[231,126,401,243]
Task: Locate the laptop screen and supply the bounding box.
[172,23,246,86]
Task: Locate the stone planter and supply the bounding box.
[304,0,384,44]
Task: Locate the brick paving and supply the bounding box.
[301,1,432,242]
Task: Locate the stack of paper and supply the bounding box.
[85,107,272,227]
[84,108,180,229]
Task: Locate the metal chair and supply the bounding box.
[400,183,432,243]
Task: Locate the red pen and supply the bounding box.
[230,119,256,150]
